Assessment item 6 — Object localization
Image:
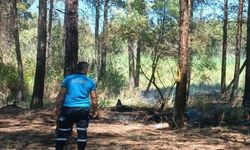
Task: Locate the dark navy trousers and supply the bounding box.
[56,107,89,150]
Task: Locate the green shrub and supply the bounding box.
[98,98,112,108]
[0,63,18,105]
[98,64,128,97]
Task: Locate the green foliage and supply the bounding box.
[44,22,65,100]
[17,1,33,30]
[130,0,146,15]
[48,23,64,70]
[17,1,32,19]
[152,0,179,20]
[110,0,149,42]
[44,67,63,101]
[191,21,223,56]
[193,56,218,84]
[0,63,17,104]
[98,61,128,97]
[98,98,111,108]
[78,19,95,62]
[0,63,30,105]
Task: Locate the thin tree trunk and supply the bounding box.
[230,0,243,102]
[135,39,141,87]
[95,0,100,80]
[128,38,136,89]
[134,0,145,88]
[225,60,246,92]
[174,0,191,129]
[221,0,228,94]
[64,0,78,75]
[47,0,54,63]
[0,0,3,63]
[30,0,47,109]
[186,60,191,101]
[187,1,195,101]
[11,0,24,103]
[100,0,109,78]
[127,2,137,89]
[146,1,165,92]
[242,0,250,109]
[145,54,159,92]
[145,26,162,92]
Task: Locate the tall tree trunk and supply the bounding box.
[64,0,78,75]
[134,0,145,88]
[128,38,136,89]
[0,0,3,63]
[174,0,191,129]
[187,1,195,101]
[242,0,250,111]
[95,0,100,80]
[127,2,137,89]
[221,0,228,94]
[230,0,243,102]
[135,39,141,87]
[11,0,24,103]
[100,0,109,79]
[30,0,47,109]
[1,1,12,63]
[47,0,54,63]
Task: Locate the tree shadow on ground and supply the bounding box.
[86,122,250,150]
[0,106,249,150]
[0,130,54,149]
[0,105,29,116]
[176,127,250,149]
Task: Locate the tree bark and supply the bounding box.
[95,0,100,80]
[128,38,136,89]
[47,0,55,63]
[11,0,24,103]
[174,0,191,129]
[221,0,228,94]
[30,0,47,109]
[100,0,109,79]
[135,39,141,87]
[134,0,145,88]
[230,0,243,102]
[242,0,250,109]
[187,1,195,101]
[64,0,78,75]
[0,0,3,63]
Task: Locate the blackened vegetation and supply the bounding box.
[93,100,250,129]
[109,106,174,125]
[0,105,28,116]
[185,107,250,128]
[93,100,175,127]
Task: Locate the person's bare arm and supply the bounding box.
[90,90,98,117]
[54,87,66,116]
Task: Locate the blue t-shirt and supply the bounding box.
[61,73,96,107]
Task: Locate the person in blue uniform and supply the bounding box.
[54,61,98,150]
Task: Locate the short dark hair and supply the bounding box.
[76,61,89,72]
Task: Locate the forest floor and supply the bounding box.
[0,105,250,150]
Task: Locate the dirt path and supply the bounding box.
[0,106,249,150]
